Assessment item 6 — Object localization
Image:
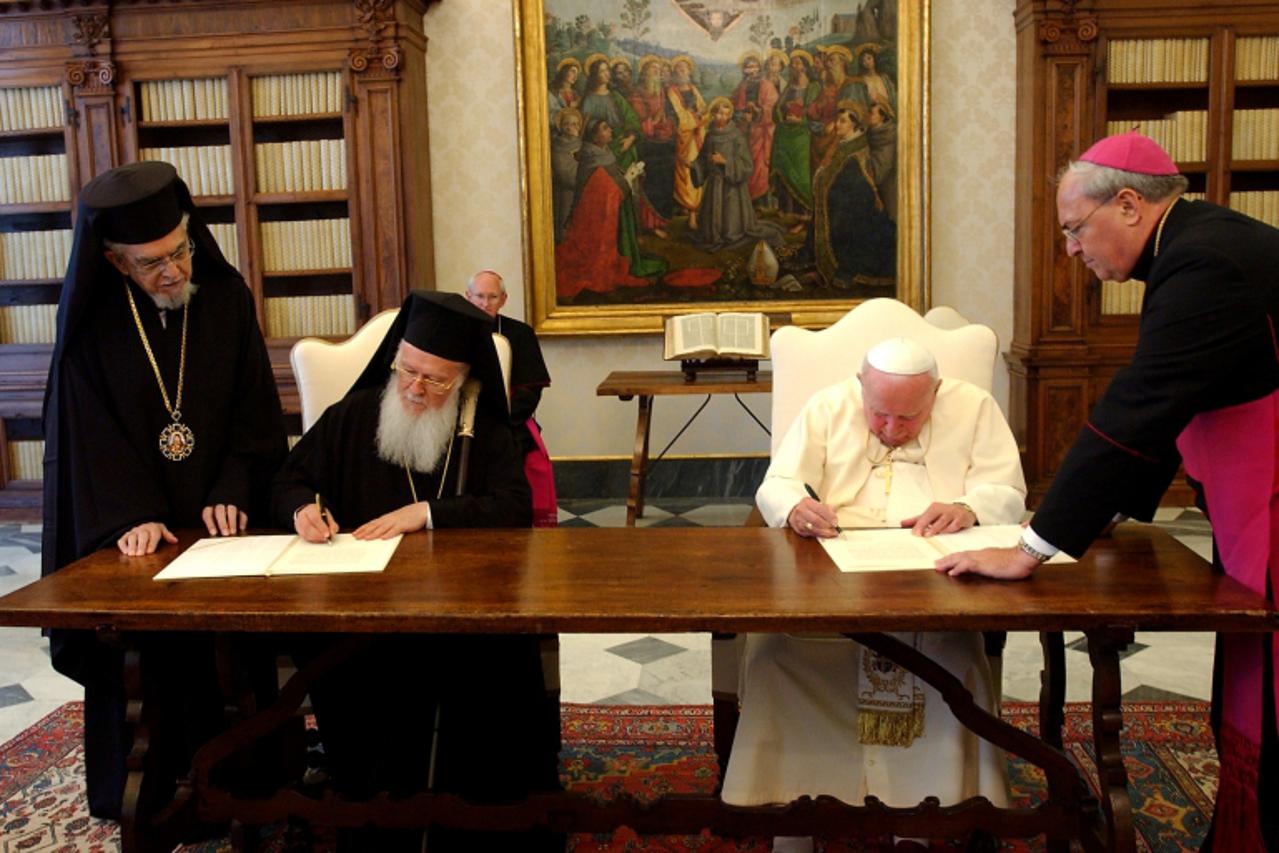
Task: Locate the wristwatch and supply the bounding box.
[1016,536,1052,563]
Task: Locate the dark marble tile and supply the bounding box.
[1065,637,1149,660]
[1121,684,1202,703]
[649,516,700,528]
[556,517,597,528]
[593,688,670,706]
[605,636,686,665]
[0,683,34,710]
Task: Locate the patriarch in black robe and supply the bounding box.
[272,290,562,852]
[41,161,287,821]
[938,132,1279,852]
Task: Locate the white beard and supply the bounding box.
[150,280,198,311]
[375,374,461,474]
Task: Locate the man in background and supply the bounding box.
[465,269,557,526]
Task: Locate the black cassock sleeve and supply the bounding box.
[429,410,532,528]
[1033,239,1279,556]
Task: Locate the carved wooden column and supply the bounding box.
[348,0,434,317]
[1009,2,1100,505]
[65,10,119,188]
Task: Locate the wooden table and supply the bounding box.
[596,370,772,524]
[0,526,1273,853]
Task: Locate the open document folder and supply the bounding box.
[819,524,1075,573]
[153,534,402,580]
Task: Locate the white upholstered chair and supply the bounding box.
[712,298,1002,774]
[290,309,400,432]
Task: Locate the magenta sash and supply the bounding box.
[1176,390,1279,849]
[524,420,558,528]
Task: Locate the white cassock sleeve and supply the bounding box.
[950,390,1027,526]
[755,391,835,528]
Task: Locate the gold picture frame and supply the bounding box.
[514,0,929,335]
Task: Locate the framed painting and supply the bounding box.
[514,0,929,335]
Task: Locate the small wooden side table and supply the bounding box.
[596,370,772,525]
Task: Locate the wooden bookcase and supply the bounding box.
[0,0,435,506]
[1010,0,1279,506]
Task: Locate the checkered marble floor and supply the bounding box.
[0,507,1216,746]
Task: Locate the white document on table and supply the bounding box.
[819,524,1075,573]
[153,534,402,580]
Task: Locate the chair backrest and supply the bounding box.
[291,309,400,432]
[291,309,516,432]
[492,332,513,409]
[769,298,998,454]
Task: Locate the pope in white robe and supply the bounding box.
[720,338,1026,840]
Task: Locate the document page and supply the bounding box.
[266,534,402,576]
[153,535,296,580]
[820,529,944,572]
[153,533,403,580]
[819,524,1074,573]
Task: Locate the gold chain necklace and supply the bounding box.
[403,432,456,504]
[1153,196,1179,258]
[124,283,194,461]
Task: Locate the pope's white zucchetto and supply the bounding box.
[865,337,936,376]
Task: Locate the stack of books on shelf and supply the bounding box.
[1107,112,1207,162]
[260,218,351,272]
[264,294,355,338]
[1236,37,1279,82]
[0,85,62,131]
[0,304,57,344]
[207,222,239,264]
[1106,38,1209,84]
[0,229,71,279]
[254,139,347,193]
[251,72,343,117]
[1231,110,1279,161]
[7,440,43,481]
[0,153,70,203]
[1230,191,1279,228]
[139,145,234,196]
[139,78,229,122]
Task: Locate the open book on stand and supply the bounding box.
[664,311,769,360]
[664,312,769,381]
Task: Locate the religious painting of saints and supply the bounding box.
[516,0,929,335]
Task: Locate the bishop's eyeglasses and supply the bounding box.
[1060,194,1116,243]
[127,239,196,275]
[390,362,459,396]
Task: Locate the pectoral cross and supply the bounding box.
[873,448,895,497]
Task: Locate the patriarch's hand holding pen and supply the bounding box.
[294,496,338,544]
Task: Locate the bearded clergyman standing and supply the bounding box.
[42,161,287,826]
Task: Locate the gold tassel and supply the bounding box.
[857,699,925,746]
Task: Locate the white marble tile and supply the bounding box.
[576,504,672,528]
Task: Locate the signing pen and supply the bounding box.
[803,483,843,535]
[315,493,334,545]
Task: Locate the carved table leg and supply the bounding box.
[627,394,653,525]
[1038,630,1069,853]
[120,646,146,853]
[1086,627,1136,853]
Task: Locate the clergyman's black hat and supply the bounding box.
[79,161,185,244]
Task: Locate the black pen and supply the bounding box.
[803,483,843,535]
[315,493,334,545]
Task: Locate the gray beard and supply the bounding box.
[374,374,461,474]
[150,280,198,311]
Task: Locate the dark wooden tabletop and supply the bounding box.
[0,526,1273,636]
[596,370,772,397]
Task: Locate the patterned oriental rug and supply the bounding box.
[0,701,1216,852]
